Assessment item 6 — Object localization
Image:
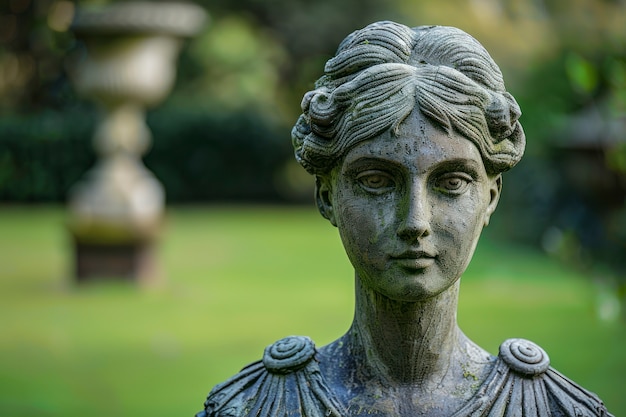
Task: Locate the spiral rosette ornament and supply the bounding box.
[499,338,550,377]
[262,336,316,374]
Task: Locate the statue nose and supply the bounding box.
[397,184,431,241]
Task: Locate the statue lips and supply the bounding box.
[390,249,436,270]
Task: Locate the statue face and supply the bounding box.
[319,110,501,302]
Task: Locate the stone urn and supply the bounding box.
[68,1,207,283]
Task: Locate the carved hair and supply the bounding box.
[292,21,525,176]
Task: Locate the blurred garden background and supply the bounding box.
[1,0,625,416]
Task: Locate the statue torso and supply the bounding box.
[196,336,612,417]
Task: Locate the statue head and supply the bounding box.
[292,21,526,301]
[292,21,525,178]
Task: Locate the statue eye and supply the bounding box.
[434,173,472,195]
[357,171,395,193]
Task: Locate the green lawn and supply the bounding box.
[0,205,623,416]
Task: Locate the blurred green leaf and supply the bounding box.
[565,52,599,95]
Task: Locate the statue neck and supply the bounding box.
[349,275,462,386]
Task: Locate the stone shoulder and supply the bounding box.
[196,336,345,417]
[484,338,612,416]
[497,337,551,376]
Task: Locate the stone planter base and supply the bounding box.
[74,240,159,283]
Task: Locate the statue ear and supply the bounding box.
[315,176,337,227]
[484,174,502,227]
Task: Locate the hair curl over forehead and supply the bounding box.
[291,21,525,176]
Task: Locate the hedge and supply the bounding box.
[0,105,295,203]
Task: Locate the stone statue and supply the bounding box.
[195,21,612,416]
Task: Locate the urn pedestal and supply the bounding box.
[68,1,206,283]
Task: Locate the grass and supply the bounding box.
[0,205,623,416]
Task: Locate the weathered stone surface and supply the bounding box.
[196,21,612,416]
[198,336,610,417]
